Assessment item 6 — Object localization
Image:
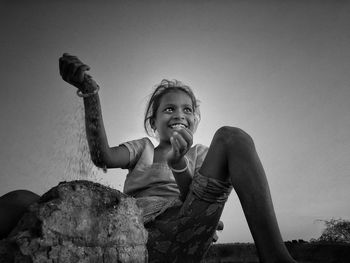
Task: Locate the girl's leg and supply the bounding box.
[146,188,230,262]
[0,190,40,239]
[199,126,296,263]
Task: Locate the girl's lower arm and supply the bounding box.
[81,84,111,168]
[168,157,193,201]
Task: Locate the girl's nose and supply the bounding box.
[173,110,185,120]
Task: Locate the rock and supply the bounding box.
[0,239,16,263]
[1,180,148,263]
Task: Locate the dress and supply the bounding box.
[120,137,233,262]
[120,137,208,223]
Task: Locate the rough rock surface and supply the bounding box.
[0,180,148,263]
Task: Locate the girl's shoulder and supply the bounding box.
[187,143,209,173]
[191,142,209,151]
[121,137,154,151]
[188,143,209,159]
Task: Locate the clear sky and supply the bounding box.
[1,0,349,243]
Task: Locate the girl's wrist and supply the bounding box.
[78,74,99,94]
[168,157,189,173]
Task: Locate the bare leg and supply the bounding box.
[0,190,40,239]
[199,126,296,263]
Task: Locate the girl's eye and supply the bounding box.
[184,107,193,113]
[164,107,174,112]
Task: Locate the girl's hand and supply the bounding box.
[213,221,224,243]
[59,53,91,90]
[166,127,193,166]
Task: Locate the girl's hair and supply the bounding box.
[144,79,201,137]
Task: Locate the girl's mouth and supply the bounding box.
[169,123,187,130]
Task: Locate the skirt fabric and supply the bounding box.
[144,172,233,262]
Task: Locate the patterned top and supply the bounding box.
[120,137,208,223]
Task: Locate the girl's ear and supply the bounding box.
[192,116,199,133]
[150,118,156,131]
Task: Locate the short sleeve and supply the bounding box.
[194,144,209,174]
[186,143,209,176]
[120,137,150,169]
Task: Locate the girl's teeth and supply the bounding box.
[171,124,185,129]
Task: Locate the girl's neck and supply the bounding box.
[155,140,171,151]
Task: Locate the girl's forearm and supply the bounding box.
[82,89,110,168]
[173,171,192,201]
[169,158,193,201]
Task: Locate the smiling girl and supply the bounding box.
[0,54,296,263]
[58,53,297,262]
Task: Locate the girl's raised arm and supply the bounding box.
[59,53,129,169]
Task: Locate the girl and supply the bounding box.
[0,53,297,263]
[58,53,297,263]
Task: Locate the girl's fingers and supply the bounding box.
[176,128,193,147]
[59,54,90,85]
[170,136,179,155]
[59,57,70,80]
[65,62,80,83]
[62,62,73,82]
[217,220,224,231]
[62,53,80,61]
[74,64,90,83]
[59,57,64,76]
[70,63,81,81]
[172,132,188,153]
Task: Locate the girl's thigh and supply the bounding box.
[198,127,232,183]
[199,126,255,183]
[146,176,231,262]
[0,190,40,238]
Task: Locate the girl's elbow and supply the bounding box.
[91,158,106,169]
[90,152,109,169]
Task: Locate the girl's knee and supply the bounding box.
[0,190,39,239]
[213,126,254,151]
[1,190,40,207]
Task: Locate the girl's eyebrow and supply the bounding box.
[163,103,193,108]
[183,104,193,108]
[161,103,175,109]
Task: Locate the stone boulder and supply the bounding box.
[0,180,148,263]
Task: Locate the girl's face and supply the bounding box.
[153,90,196,143]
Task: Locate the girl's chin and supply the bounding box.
[158,136,172,143]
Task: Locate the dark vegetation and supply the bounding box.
[203,218,350,263]
[203,241,350,263]
[311,218,350,244]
